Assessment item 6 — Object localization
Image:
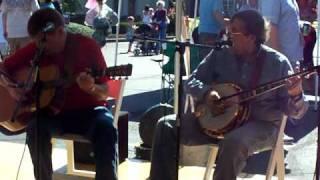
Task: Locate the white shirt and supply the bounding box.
[142,14,152,24]
[1,0,40,38]
[0,12,7,43]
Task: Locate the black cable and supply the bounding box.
[15,138,28,180]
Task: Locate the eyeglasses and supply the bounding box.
[229,32,243,35]
[227,27,245,35]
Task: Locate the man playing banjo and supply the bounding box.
[148,10,309,180]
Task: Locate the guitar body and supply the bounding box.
[0,65,58,135]
[0,63,133,135]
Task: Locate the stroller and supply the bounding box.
[133,23,159,56]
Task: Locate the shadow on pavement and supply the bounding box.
[242,150,290,176]
[285,103,319,142]
[121,88,173,122]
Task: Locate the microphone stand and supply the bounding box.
[10,42,45,122]
[173,40,227,180]
[10,35,45,180]
[135,35,230,179]
[33,37,46,180]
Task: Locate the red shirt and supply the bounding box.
[4,33,109,111]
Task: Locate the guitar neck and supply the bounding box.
[219,66,319,103]
[238,80,286,103]
[91,64,133,78]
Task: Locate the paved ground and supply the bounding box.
[0,41,319,179]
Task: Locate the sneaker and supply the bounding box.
[283,134,295,145]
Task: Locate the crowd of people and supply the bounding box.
[0,0,317,180]
[125,0,173,55]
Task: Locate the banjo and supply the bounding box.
[195,66,319,139]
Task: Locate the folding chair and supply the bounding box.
[203,115,287,180]
[52,79,126,178]
[183,93,287,180]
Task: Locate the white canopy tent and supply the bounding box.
[314,0,320,110]
[114,0,123,65]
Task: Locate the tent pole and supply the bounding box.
[114,0,122,65]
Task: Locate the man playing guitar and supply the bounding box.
[0,9,118,180]
[149,10,309,180]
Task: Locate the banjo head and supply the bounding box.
[196,83,249,138]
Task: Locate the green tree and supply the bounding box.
[62,0,87,13]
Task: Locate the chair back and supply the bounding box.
[107,79,126,128]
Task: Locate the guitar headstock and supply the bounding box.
[91,64,133,79]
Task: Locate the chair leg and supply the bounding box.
[64,140,96,178]
[203,146,219,180]
[276,140,285,180]
[64,140,75,175]
[266,116,287,180]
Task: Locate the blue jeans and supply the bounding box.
[156,22,167,53]
[26,106,118,180]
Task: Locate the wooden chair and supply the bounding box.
[203,115,287,180]
[183,94,287,180]
[52,79,126,178]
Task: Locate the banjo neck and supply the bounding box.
[219,65,320,103]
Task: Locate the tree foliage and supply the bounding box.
[61,0,87,14]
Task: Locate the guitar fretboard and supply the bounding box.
[219,66,319,103]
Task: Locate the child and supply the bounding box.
[126,16,137,52]
[0,1,8,58]
[142,5,152,25]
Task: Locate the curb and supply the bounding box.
[106,38,127,42]
[106,35,176,43]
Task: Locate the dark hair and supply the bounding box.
[144,4,150,11]
[192,26,199,43]
[231,10,266,46]
[28,8,64,37]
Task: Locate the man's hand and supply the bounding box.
[286,65,303,97]
[206,90,225,116]
[286,75,303,97]
[76,72,96,93]
[206,90,221,105]
[0,75,23,100]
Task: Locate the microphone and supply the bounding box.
[214,40,233,47]
[42,22,55,33]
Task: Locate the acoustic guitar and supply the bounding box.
[0,64,132,135]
